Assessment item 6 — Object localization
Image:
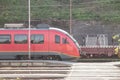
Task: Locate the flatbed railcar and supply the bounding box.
[81,46,118,58]
[0,24,80,61]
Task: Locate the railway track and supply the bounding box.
[0,60,72,80]
[78,58,120,62]
[0,60,120,80]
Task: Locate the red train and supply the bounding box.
[0,24,80,61]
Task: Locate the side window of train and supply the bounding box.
[14,34,27,44]
[31,34,44,44]
[55,35,60,44]
[0,34,11,44]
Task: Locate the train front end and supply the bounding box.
[50,27,81,61]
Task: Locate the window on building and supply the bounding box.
[55,35,60,44]
[31,34,44,44]
[0,34,11,44]
[14,34,27,44]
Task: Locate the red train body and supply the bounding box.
[0,24,80,61]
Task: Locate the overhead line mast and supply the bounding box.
[69,0,72,35]
[28,0,31,60]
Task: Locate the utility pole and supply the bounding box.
[28,0,31,60]
[69,0,72,35]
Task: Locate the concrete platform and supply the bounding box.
[66,61,120,80]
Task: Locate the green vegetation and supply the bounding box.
[0,0,120,25]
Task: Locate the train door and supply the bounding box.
[49,30,62,55]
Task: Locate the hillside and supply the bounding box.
[0,0,120,25]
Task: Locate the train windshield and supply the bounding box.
[67,34,80,48]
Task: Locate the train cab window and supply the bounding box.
[14,34,27,44]
[55,35,60,44]
[0,35,11,44]
[62,38,69,44]
[31,34,44,44]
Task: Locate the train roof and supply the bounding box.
[0,24,69,35]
